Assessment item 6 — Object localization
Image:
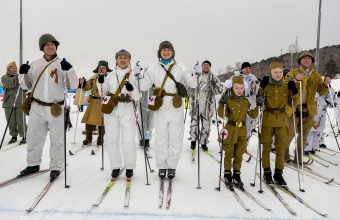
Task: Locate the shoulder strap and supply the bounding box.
[158,63,175,96]
[160,62,177,84]
[114,70,132,98]
[30,58,58,97]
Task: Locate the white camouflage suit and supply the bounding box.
[99,67,138,170]
[230,71,260,144]
[139,60,197,169]
[20,56,78,170]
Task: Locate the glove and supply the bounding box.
[288,80,298,96]
[133,65,142,76]
[19,64,30,74]
[194,65,202,73]
[256,96,264,107]
[60,60,73,71]
[259,75,269,89]
[125,81,134,91]
[78,79,87,88]
[98,75,105,84]
[218,92,230,106]
[211,79,217,88]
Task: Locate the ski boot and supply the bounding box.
[201,144,208,151]
[126,169,133,178]
[319,144,327,149]
[17,165,40,178]
[145,139,150,148]
[224,170,234,191]
[158,169,167,180]
[273,169,287,186]
[50,170,60,182]
[19,137,26,145]
[304,151,310,156]
[8,136,17,144]
[263,168,274,185]
[111,169,120,179]
[167,169,176,180]
[232,170,244,190]
[190,141,196,150]
[83,140,90,146]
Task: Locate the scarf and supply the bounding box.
[230,87,244,102]
[269,74,284,86]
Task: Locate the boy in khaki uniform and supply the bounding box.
[258,62,298,185]
[283,52,331,165]
[218,76,258,190]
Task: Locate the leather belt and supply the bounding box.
[265,107,285,115]
[34,98,64,106]
[90,95,101,100]
[227,120,245,127]
[161,91,176,97]
[296,111,309,119]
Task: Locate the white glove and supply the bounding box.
[194,65,202,73]
[133,65,142,76]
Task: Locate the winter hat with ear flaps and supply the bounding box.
[93,60,113,73]
[158,41,175,59]
[39,34,59,51]
[298,51,315,64]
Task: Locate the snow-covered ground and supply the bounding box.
[0,95,340,220]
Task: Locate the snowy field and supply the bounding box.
[0,95,340,220]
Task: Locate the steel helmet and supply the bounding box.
[39,33,60,50]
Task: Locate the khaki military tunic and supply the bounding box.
[218,98,258,171]
[259,84,293,170]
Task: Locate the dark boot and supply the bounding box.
[273,169,287,186]
[201,144,208,151]
[224,170,234,190]
[83,140,89,146]
[145,139,150,148]
[263,168,274,185]
[126,169,133,178]
[232,170,244,190]
[19,137,26,145]
[190,141,196,150]
[17,165,40,178]
[319,144,327,149]
[8,136,17,144]
[111,169,120,179]
[85,124,95,143]
[158,169,167,180]
[50,170,61,182]
[167,169,176,180]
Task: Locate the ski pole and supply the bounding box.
[71,82,83,145]
[299,81,304,181]
[0,61,28,150]
[257,106,264,193]
[326,110,340,150]
[195,62,201,189]
[62,58,70,188]
[136,61,150,185]
[216,103,226,191]
[99,73,104,171]
[251,106,262,187]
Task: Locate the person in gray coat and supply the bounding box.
[1,61,27,145]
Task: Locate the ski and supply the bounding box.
[0,169,50,188]
[310,153,338,166]
[221,178,270,211]
[245,151,257,161]
[288,154,313,165]
[203,149,220,163]
[69,145,88,155]
[221,179,250,211]
[257,173,296,215]
[275,184,327,216]
[319,149,336,156]
[93,168,125,206]
[305,155,329,167]
[191,149,195,161]
[124,178,131,207]
[243,154,251,162]
[322,148,340,155]
[91,145,102,155]
[158,178,165,208]
[26,168,65,212]
[165,180,172,209]
[0,142,20,152]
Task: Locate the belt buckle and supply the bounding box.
[237,122,242,127]
[273,110,280,115]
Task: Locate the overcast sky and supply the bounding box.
[1,0,340,78]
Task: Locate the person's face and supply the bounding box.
[117,55,129,69]
[160,48,173,60]
[300,56,312,69]
[43,42,56,56]
[202,63,211,72]
[10,66,18,74]
[98,66,107,75]
[233,83,244,96]
[271,68,283,81]
[241,67,251,75]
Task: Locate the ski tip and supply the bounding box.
[69,150,74,155]
[91,150,95,155]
